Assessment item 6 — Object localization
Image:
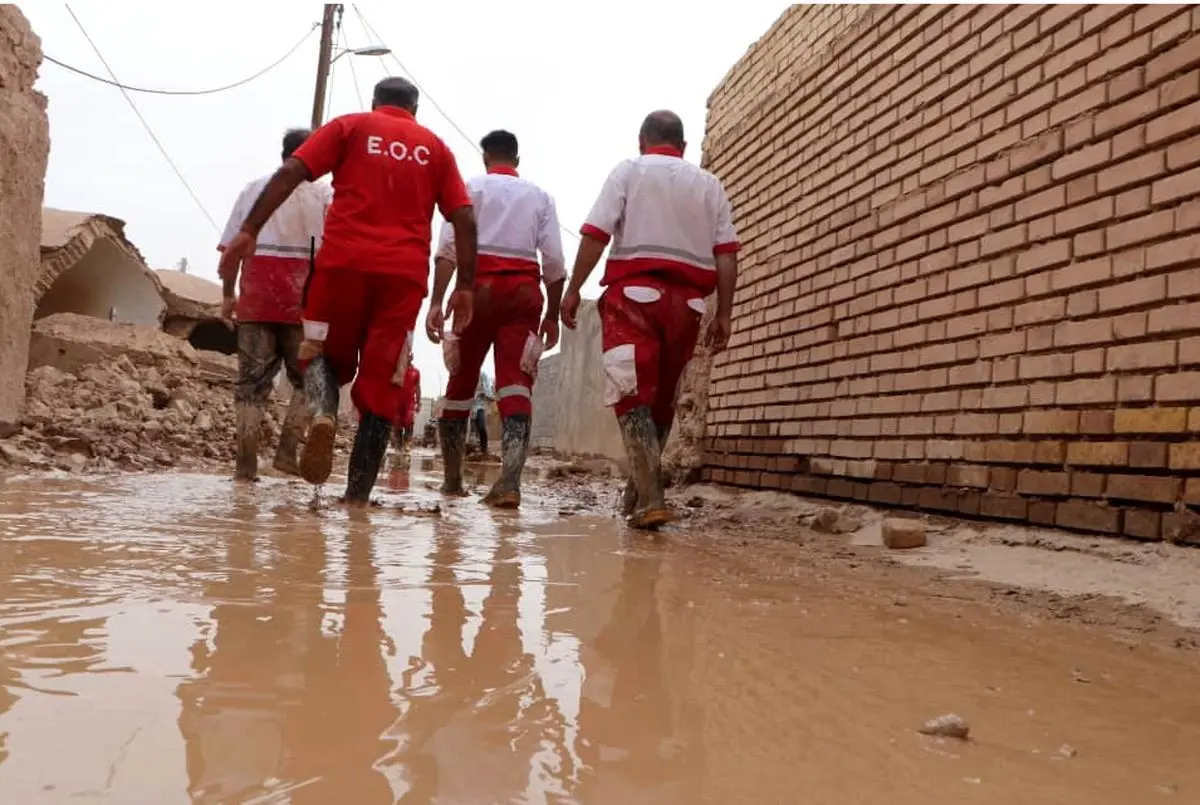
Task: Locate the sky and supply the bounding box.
[25,1,785,392]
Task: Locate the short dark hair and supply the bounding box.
[480,129,519,161]
[639,110,685,148]
[282,128,311,160]
[373,76,419,110]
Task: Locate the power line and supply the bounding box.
[63,5,219,232]
[44,23,319,96]
[351,5,580,243]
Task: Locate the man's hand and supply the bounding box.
[425,305,445,343]
[218,231,255,280]
[540,315,560,350]
[706,314,732,354]
[447,288,474,335]
[221,296,236,327]
[561,288,581,330]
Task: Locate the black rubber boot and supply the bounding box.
[344,412,392,505]
[621,422,670,516]
[439,418,468,495]
[273,390,309,476]
[299,356,339,485]
[484,414,530,509]
[618,406,671,530]
[234,402,262,482]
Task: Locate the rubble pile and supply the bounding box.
[0,353,351,474]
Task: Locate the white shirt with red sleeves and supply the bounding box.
[580,146,740,294]
[435,166,566,283]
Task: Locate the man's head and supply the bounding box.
[372,76,419,113]
[638,110,686,156]
[480,129,520,170]
[281,128,311,162]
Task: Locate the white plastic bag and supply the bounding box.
[442,331,461,375]
[519,332,544,377]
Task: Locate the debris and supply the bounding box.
[919,714,970,740]
[1072,669,1092,684]
[883,518,928,549]
[812,507,863,534]
[1056,744,1077,759]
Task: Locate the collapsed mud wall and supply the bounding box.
[700,4,1200,540]
[0,8,49,436]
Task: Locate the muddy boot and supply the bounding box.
[621,422,670,516]
[235,402,262,482]
[344,412,392,506]
[618,407,672,530]
[299,357,339,485]
[438,418,468,496]
[484,414,530,509]
[272,390,310,476]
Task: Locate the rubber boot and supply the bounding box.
[618,406,672,530]
[483,414,530,509]
[299,356,339,485]
[234,401,262,482]
[273,390,310,476]
[344,412,392,506]
[439,418,468,496]
[621,422,670,516]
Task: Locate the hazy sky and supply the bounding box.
[26,2,784,390]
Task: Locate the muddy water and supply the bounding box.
[0,455,1198,803]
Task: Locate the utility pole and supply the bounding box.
[311,4,339,129]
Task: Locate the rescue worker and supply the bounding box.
[470,371,494,456]
[393,359,421,453]
[562,111,739,529]
[426,130,565,507]
[219,77,478,505]
[218,128,331,481]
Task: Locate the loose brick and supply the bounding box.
[1066,442,1129,466]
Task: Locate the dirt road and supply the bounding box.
[0,453,1198,803]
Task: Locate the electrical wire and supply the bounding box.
[63,5,220,232]
[351,4,581,243]
[44,23,319,96]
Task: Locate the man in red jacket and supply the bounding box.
[563,110,740,529]
[220,77,477,505]
[393,361,421,453]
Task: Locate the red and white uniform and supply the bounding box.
[581,146,739,426]
[436,166,564,420]
[397,365,421,430]
[290,106,471,421]
[217,176,331,323]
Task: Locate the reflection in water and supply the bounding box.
[3,469,1200,803]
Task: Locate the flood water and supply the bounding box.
[1,453,1199,803]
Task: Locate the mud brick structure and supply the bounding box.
[700,4,1200,540]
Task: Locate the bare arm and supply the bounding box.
[544,278,565,320]
[565,235,607,295]
[715,252,738,320]
[430,257,456,311]
[237,158,310,237]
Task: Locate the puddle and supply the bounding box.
[0,453,1198,802]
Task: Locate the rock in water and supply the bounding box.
[919,714,970,740]
[883,518,928,549]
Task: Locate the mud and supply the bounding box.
[1,455,1200,803]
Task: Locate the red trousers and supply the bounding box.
[302,266,422,422]
[443,274,542,420]
[599,276,705,427]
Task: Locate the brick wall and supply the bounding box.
[700,4,1200,541]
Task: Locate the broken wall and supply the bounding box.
[0,8,49,436]
[702,4,1200,540]
[544,301,624,461]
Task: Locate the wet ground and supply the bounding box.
[1,452,1199,803]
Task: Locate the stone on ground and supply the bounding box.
[882,518,927,549]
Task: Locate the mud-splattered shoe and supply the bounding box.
[300,415,336,485]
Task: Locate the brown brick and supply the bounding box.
[1129,442,1169,468]
[1156,372,1200,403]
[1079,411,1114,434]
[947,464,990,488]
[1018,470,1069,496]
[1169,442,1200,470]
[980,493,1029,521]
[1107,341,1179,372]
[990,466,1018,492]
[1113,407,1188,433]
[1029,500,1058,525]
[1185,477,1200,504]
[1106,474,1182,504]
[1066,441,1129,466]
[1071,471,1106,498]
[1056,500,1121,533]
[1024,409,1079,434]
[1123,509,1162,541]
